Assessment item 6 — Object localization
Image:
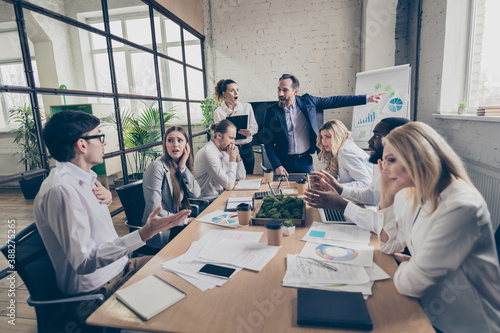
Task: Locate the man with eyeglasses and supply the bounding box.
[34,110,191,331]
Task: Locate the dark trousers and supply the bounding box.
[237,142,255,174]
[282,154,314,173]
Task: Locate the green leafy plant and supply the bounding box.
[284,219,295,228]
[256,195,303,219]
[101,101,177,178]
[200,94,221,129]
[9,104,43,171]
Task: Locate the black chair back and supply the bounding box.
[1,223,75,332]
[116,180,146,229]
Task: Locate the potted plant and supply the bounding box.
[458,102,467,115]
[200,94,220,131]
[101,102,177,187]
[283,219,295,236]
[8,104,44,199]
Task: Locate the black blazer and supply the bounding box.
[262,93,366,170]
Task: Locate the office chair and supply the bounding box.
[115,180,158,256]
[0,223,104,333]
[116,180,208,256]
[260,144,273,172]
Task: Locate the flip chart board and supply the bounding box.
[351,64,411,148]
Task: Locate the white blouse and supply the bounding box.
[337,140,373,188]
[213,102,258,145]
[378,180,500,332]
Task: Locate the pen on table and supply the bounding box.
[277,178,283,193]
[267,182,275,195]
[311,258,337,271]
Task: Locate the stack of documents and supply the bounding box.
[283,222,389,298]
[162,229,279,291]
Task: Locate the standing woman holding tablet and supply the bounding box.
[317,120,372,188]
[213,79,258,174]
[377,122,500,332]
[141,126,201,249]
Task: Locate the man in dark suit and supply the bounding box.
[262,74,385,176]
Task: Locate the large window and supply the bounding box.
[0,0,206,186]
[467,0,500,108]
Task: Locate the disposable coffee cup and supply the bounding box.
[265,220,283,246]
[296,179,307,195]
[264,169,274,183]
[237,203,252,226]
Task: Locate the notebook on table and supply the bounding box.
[297,289,373,330]
[116,274,185,321]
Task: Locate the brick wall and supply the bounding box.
[203,0,362,128]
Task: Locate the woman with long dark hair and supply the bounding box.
[141,126,200,249]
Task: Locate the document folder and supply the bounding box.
[297,289,373,330]
[116,274,185,321]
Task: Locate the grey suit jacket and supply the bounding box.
[141,158,201,248]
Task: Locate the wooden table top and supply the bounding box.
[87,177,433,332]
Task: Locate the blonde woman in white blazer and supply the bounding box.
[377,122,500,333]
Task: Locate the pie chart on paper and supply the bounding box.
[212,213,239,225]
[387,98,403,113]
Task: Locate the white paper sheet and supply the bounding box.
[233,179,262,190]
[365,263,391,281]
[161,254,241,287]
[199,239,280,271]
[302,221,371,244]
[173,272,214,292]
[283,255,370,285]
[282,281,374,298]
[181,230,264,263]
[196,210,240,228]
[299,241,374,267]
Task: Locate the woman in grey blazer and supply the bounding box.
[141,126,201,249]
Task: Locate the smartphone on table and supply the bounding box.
[198,264,236,279]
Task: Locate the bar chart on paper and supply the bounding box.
[356,111,376,126]
[351,64,411,148]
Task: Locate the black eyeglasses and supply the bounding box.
[80,134,105,143]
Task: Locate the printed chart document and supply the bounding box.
[199,239,280,271]
[233,178,262,190]
[299,241,374,267]
[196,210,240,228]
[283,255,370,285]
[116,275,185,321]
[302,222,371,244]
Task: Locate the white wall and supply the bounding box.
[203,0,363,128]
[412,0,500,170]
[361,0,398,71]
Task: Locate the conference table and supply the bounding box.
[87,176,434,332]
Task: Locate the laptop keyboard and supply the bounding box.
[318,208,352,224]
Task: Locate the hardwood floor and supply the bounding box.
[0,188,129,332]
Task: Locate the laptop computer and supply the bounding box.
[318,208,354,225]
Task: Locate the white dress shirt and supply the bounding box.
[285,101,310,155]
[194,140,246,200]
[378,179,500,332]
[213,102,258,145]
[337,140,372,188]
[34,162,144,295]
